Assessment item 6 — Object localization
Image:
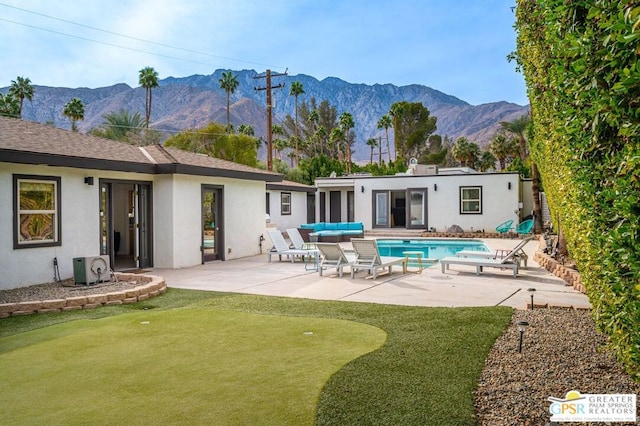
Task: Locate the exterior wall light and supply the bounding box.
[434,183,437,191]
[84,177,94,185]
[361,186,365,193]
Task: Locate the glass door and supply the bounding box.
[373,190,390,228]
[407,188,428,229]
[202,185,223,262]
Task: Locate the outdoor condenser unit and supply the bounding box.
[73,256,111,285]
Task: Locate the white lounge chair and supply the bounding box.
[453,236,534,268]
[267,229,319,266]
[350,238,406,279]
[440,237,535,278]
[286,228,313,250]
[316,243,354,277]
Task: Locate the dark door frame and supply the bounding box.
[201,184,224,263]
[99,179,153,270]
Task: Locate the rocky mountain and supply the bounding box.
[4,69,529,161]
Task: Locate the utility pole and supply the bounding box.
[254,69,287,171]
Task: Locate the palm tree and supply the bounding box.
[366,138,378,164]
[339,112,355,173]
[9,76,35,119]
[451,137,479,168]
[237,124,254,136]
[289,81,305,166]
[219,70,239,133]
[91,109,144,141]
[377,114,392,162]
[138,66,159,128]
[500,114,530,160]
[308,108,319,154]
[500,113,542,233]
[0,93,20,118]
[315,126,327,156]
[489,134,518,170]
[62,98,85,131]
[388,103,404,160]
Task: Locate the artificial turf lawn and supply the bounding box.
[0,289,512,425]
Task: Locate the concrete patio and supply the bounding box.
[150,238,591,310]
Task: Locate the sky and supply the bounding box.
[0,0,527,106]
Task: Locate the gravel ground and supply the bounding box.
[475,308,639,425]
[1,283,638,424]
[0,279,141,304]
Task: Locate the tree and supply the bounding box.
[9,76,34,119]
[366,138,378,164]
[138,66,159,128]
[389,103,405,160]
[339,112,355,173]
[500,114,530,160]
[289,81,305,166]
[89,109,145,142]
[390,101,438,162]
[500,113,542,233]
[62,98,85,131]
[476,150,498,172]
[164,122,258,166]
[0,93,20,118]
[377,114,393,162]
[219,70,239,133]
[237,124,254,136]
[451,137,479,168]
[489,134,519,170]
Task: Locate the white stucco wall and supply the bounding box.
[0,163,155,290]
[157,174,267,269]
[267,189,309,231]
[1,163,268,289]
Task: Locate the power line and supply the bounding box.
[0,3,286,71]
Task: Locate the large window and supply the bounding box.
[460,186,482,214]
[281,192,291,215]
[14,175,61,248]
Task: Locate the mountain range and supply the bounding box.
[3,69,529,161]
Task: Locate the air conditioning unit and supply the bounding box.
[73,256,111,285]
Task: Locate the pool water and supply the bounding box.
[375,239,490,262]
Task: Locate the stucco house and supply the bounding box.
[0,116,282,290]
[314,163,533,233]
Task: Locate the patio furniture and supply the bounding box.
[316,243,355,277]
[266,229,319,268]
[495,219,514,234]
[350,238,406,279]
[453,236,534,268]
[516,219,534,235]
[402,251,425,274]
[299,222,364,242]
[440,237,535,278]
[286,228,314,250]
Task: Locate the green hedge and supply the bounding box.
[515,0,640,381]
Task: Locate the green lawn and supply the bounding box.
[0,289,512,425]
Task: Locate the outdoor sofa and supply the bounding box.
[299,222,364,242]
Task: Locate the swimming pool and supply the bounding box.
[375,239,490,261]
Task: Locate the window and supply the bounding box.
[460,186,482,214]
[14,175,61,248]
[281,192,291,215]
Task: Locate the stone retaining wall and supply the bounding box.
[420,231,521,239]
[0,273,166,318]
[533,236,586,293]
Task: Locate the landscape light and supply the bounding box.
[527,288,536,310]
[517,320,529,353]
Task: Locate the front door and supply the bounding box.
[202,185,224,262]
